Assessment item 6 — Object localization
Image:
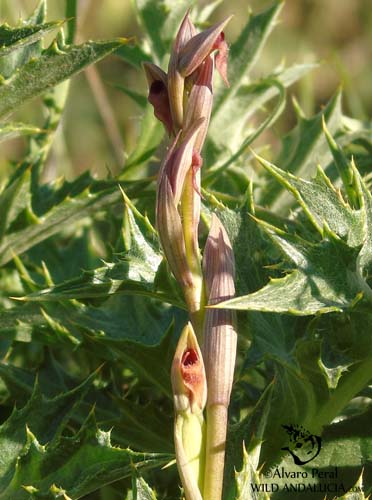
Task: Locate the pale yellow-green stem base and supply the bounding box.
[175,412,206,500]
[203,404,228,500]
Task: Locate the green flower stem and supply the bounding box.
[203,404,228,500]
[181,169,206,338]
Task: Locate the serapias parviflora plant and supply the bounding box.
[144,11,236,500]
[0,1,371,499]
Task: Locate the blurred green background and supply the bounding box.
[0,0,371,180]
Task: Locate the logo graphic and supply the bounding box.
[281,424,322,465]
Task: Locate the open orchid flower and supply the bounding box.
[143,62,173,135]
[144,12,231,136]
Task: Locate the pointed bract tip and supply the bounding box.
[142,62,167,86]
[178,15,233,78]
[175,9,198,50]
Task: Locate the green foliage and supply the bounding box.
[0,1,371,499]
[0,38,128,119]
[0,378,169,499]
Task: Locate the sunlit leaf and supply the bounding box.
[0,38,129,118]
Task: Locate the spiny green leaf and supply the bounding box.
[0,20,64,57]
[20,260,162,301]
[0,1,46,79]
[128,476,158,500]
[0,374,94,492]
[0,38,128,118]
[0,187,121,267]
[255,156,363,246]
[0,167,31,242]
[224,385,273,500]
[6,297,179,396]
[29,0,47,25]
[0,410,170,499]
[0,355,173,453]
[218,224,359,315]
[234,445,269,500]
[258,92,343,211]
[19,206,182,307]
[0,122,42,143]
[218,157,372,316]
[323,117,360,209]
[0,352,74,401]
[0,302,63,345]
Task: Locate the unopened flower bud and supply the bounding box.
[202,214,237,500]
[203,214,236,406]
[203,213,235,305]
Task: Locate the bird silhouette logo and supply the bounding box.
[281,424,322,465]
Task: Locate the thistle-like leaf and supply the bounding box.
[0,38,129,118]
[217,157,372,316]
[0,401,169,499]
[0,20,64,56]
